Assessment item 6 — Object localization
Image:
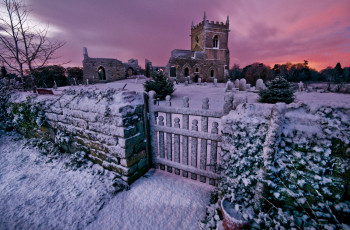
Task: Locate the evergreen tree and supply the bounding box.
[259,76,295,104]
[144,71,175,100]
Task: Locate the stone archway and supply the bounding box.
[98,66,106,80]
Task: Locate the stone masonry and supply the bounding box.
[9,88,148,184]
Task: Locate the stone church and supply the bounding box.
[165,12,230,82]
[82,47,139,83]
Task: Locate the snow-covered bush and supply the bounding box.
[203,103,350,229]
[8,96,46,135]
[259,76,295,104]
[0,80,13,130]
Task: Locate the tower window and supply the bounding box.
[98,66,106,80]
[195,36,199,44]
[210,69,214,77]
[195,68,199,73]
[213,35,218,48]
[184,67,189,77]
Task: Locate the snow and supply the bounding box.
[0,131,213,230]
[88,169,213,230]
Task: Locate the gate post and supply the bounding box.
[146,91,157,167]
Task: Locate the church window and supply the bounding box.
[213,35,218,48]
[210,69,214,77]
[184,67,189,76]
[195,36,199,44]
[195,68,199,73]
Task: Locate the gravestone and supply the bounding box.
[239,79,246,91]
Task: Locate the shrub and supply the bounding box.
[144,71,175,100]
[66,67,83,85]
[259,76,295,104]
[33,65,67,88]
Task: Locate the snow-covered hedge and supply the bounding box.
[203,102,350,229]
[6,87,148,184]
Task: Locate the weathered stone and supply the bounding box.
[118,133,144,148]
[120,150,147,167]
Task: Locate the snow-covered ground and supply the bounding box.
[0,131,213,230]
[56,78,350,111]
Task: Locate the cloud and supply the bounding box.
[22,0,350,70]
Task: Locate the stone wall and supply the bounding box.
[83,57,126,83]
[8,88,148,184]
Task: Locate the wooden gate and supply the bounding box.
[145,91,223,186]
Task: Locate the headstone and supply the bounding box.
[73,78,77,85]
[225,80,233,92]
[198,78,202,84]
[234,79,240,88]
[246,84,251,90]
[224,69,229,80]
[185,80,188,86]
[298,81,303,92]
[239,79,246,91]
[256,79,263,90]
[223,93,234,114]
[53,81,57,89]
[213,78,218,87]
[233,94,248,110]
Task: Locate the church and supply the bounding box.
[165,12,230,82]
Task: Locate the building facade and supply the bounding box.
[82,47,140,83]
[166,12,230,82]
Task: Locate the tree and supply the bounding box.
[66,67,83,85]
[259,76,295,104]
[144,71,175,100]
[241,63,273,85]
[1,66,7,78]
[229,64,242,81]
[33,65,67,88]
[0,0,65,79]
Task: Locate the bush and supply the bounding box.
[33,65,67,88]
[259,76,295,104]
[66,67,83,85]
[144,71,175,100]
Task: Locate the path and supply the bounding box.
[0,132,213,230]
[87,169,213,230]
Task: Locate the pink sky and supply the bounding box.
[26,0,350,70]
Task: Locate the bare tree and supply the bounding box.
[0,0,65,79]
[0,0,25,78]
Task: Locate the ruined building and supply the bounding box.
[166,12,230,82]
[82,47,140,83]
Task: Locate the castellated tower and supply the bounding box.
[166,12,230,82]
[190,12,230,67]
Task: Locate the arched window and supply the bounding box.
[195,68,199,73]
[195,36,199,44]
[213,35,218,48]
[184,67,189,77]
[127,67,134,77]
[98,66,106,80]
[210,69,215,77]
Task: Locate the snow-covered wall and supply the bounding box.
[218,101,350,228]
[8,88,147,184]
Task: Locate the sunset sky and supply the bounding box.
[8,0,350,70]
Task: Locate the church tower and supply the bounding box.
[190,12,230,68]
